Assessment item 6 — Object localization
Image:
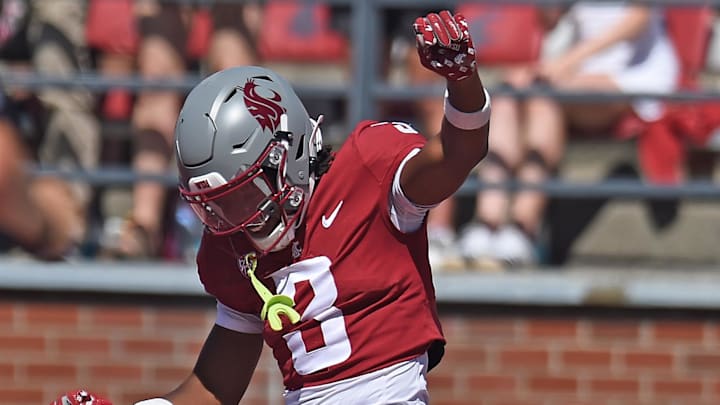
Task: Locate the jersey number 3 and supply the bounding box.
[272,256,351,375]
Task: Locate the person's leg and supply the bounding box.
[0,119,81,260]
[0,119,44,250]
[457,91,526,266]
[476,94,526,227]
[508,74,630,264]
[511,95,566,237]
[125,4,187,258]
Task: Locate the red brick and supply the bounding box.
[24,303,79,326]
[652,322,705,342]
[88,364,143,380]
[685,353,720,372]
[178,339,204,357]
[434,400,486,405]
[154,365,192,382]
[0,303,14,324]
[56,337,110,355]
[443,344,487,367]
[0,363,14,379]
[652,378,703,396]
[499,348,549,368]
[589,378,640,394]
[0,335,46,352]
[465,319,518,341]
[526,320,579,339]
[0,388,43,404]
[528,376,578,393]
[490,398,540,405]
[467,374,516,392]
[152,309,211,329]
[589,322,640,341]
[26,363,77,380]
[427,372,456,390]
[121,339,174,355]
[561,349,612,368]
[4,299,720,404]
[88,306,143,328]
[714,380,720,396]
[624,351,674,369]
[488,401,537,405]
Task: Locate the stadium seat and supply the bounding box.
[85,0,139,55]
[186,8,213,61]
[257,0,348,63]
[456,3,543,65]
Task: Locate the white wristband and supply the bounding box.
[443,88,492,130]
[135,399,173,405]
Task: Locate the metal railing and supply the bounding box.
[3,0,720,199]
[29,165,720,200]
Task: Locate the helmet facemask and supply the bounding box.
[180,113,324,255]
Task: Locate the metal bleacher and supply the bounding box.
[3,0,720,267]
[1,0,718,196]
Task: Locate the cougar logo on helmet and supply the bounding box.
[242,78,285,133]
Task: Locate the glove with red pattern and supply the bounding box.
[50,389,113,405]
[413,10,477,81]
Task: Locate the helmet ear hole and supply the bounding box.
[295,134,305,160]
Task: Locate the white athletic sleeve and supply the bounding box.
[389,148,438,233]
[215,300,264,334]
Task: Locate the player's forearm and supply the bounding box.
[401,75,490,205]
[439,74,491,172]
[445,74,487,115]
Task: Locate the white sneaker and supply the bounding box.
[427,227,461,271]
[493,225,537,266]
[458,223,495,261]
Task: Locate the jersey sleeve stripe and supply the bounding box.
[215,300,264,334]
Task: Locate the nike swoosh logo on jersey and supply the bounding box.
[321,200,344,229]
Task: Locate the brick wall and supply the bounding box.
[1,297,718,405]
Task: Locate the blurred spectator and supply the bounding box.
[29,0,101,239]
[0,0,101,258]
[457,2,680,267]
[95,0,262,259]
[0,91,86,260]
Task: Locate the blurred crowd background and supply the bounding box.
[1,0,720,271]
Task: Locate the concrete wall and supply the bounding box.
[2,296,719,405]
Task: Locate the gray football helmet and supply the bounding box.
[175,66,323,254]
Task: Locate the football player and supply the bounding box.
[54,9,491,405]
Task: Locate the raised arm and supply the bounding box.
[400,11,490,206]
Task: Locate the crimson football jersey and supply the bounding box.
[197,120,445,390]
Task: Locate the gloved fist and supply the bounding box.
[50,389,113,405]
[414,10,477,81]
